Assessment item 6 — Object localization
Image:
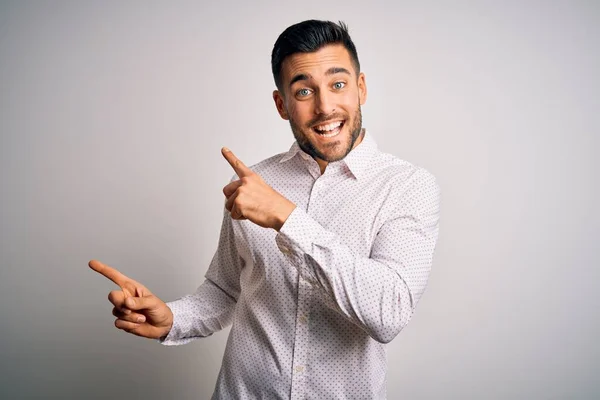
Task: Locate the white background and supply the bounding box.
[1,1,598,398]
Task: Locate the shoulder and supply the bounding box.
[371,150,438,191]
[367,150,441,220]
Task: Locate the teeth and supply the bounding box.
[320,129,340,138]
[315,121,342,132]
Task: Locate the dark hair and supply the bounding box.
[271,20,360,90]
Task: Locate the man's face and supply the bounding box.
[273,44,367,164]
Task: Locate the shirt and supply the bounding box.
[160,130,441,399]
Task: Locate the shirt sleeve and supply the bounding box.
[275,168,440,344]
[159,208,243,346]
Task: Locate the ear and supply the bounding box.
[358,72,367,105]
[273,90,289,120]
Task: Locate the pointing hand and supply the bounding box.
[89,259,173,340]
[221,147,296,231]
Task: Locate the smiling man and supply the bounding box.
[90,20,440,399]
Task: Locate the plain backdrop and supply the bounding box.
[1,1,598,399]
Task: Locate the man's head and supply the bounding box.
[271,20,367,168]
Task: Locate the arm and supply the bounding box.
[275,169,440,343]
[159,208,244,345]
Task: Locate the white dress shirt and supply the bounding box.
[160,130,440,399]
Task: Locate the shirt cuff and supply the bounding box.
[276,207,332,284]
[156,299,197,346]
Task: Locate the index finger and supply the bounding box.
[89,259,130,288]
[221,147,252,177]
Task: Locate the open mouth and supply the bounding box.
[312,120,345,138]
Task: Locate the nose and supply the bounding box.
[314,89,336,116]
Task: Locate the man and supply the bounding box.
[90,20,440,399]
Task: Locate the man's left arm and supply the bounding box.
[276,169,440,344]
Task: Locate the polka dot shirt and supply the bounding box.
[160,130,441,399]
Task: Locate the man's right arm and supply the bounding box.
[158,279,238,345]
[159,208,244,345]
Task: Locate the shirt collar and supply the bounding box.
[279,141,303,164]
[279,129,378,180]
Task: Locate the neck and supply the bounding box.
[316,158,328,175]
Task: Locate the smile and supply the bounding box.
[312,120,345,138]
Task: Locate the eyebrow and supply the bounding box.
[289,67,352,87]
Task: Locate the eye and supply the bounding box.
[333,81,346,90]
[296,88,312,97]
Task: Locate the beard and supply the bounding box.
[288,105,363,163]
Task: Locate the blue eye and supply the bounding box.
[297,88,311,97]
[333,82,346,90]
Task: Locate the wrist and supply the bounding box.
[159,307,174,339]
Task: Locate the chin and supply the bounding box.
[312,137,352,162]
[290,115,360,162]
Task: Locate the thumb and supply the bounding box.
[125,295,156,311]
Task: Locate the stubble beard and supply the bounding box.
[289,105,363,163]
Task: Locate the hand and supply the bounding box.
[221,147,296,231]
[89,259,173,340]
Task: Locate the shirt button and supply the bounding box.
[279,245,290,255]
[295,365,305,373]
[303,277,317,286]
[299,276,313,287]
[299,315,308,324]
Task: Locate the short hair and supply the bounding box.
[271,20,361,90]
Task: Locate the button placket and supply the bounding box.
[290,277,312,400]
[290,169,323,399]
[307,176,325,215]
